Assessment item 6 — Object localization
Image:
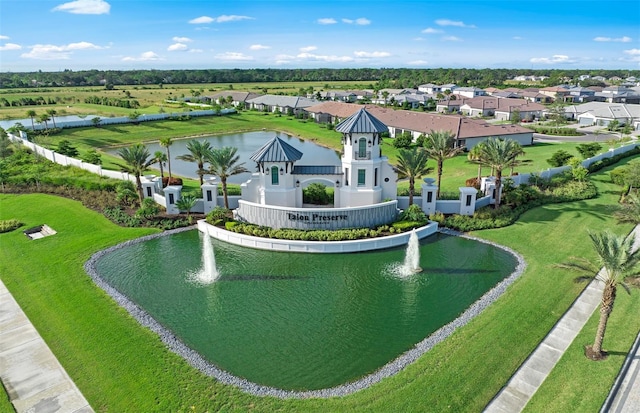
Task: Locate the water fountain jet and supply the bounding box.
[401,229,422,275]
[195,229,219,284]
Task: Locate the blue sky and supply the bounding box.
[1,0,639,72]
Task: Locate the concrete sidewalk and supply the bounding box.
[485,226,640,413]
[0,278,93,413]
[484,277,605,413]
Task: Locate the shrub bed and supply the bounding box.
[439,174,597,232]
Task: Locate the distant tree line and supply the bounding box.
[1,68,638,90]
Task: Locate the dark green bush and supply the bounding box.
[303,183,331,205]
[547,150,574,167]
[399,204,428,222]
[205,206,233,225]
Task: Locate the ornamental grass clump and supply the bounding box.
[0,219,22,233]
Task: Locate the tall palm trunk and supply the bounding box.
[592,282,616,356]
[221,178,229,209]
[436,161,443,198]
[135,175,144,204]
[408,178,415,205]
[494,169,503,208]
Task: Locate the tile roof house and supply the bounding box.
[304,102,534,149]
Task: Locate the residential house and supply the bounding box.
[208,91,262,107]
[539,86,572,102]
[245,95,319,115]
[572,102,640,127]
[304,102,534,149]
[452,87,486,99]
[566,86,597,103]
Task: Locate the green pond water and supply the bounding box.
[95,230,517,390]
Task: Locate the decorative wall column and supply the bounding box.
[201,178,219,214]
[459,187,477,216]
[421,178,438,215]
[163,185,182,215]
[140,175,157,199]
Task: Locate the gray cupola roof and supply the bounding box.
[335,108,388,133]
[250,136,303,163]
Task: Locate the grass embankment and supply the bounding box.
[1,159,639,412]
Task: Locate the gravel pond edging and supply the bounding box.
[84,226,527,399]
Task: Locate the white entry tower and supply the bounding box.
[336,108,397,207]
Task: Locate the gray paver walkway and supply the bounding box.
[484,226,640,413]
[0,278,93,413]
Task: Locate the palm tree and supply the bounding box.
[159,137,173,182]
[117,144,153,204]
[557,230,640,360]
[46,109,57,128]
[38,113,50,131]
[476,138,524,208]
[206,146,248,209]
[152,151,167,179]
[423,130,463,198]
[393,147,433,206]
[176,140,213,185]
[176,195,198,224]
[26,110,37,129]
[467,143,485,184]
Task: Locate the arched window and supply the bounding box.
[358,137,367,158]
[271,166,279,185]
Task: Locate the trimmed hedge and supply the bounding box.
[0,219,22,233]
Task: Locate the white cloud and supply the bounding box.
[249,44,270,50]
[0,35,9,40]
[216,52,253,61]
[122,51,162,62]
[343,18,371,25]
[530,54,575,64]
[354,51,390,58]
[172,36,192,43]
[0,43,21,51]
[408,60,429,65]
[623,48,640,62]
[188,49,203,53]
[52,0,110,14]
[442,36,462,42]
[435,19,476,28]
[189,16,214,24]
[274,53,295,64]
[167,43,188,52]
[66,41,102,50]
[300,45,317,52]
[21,41,102,59]
[189,14,253,24]
[318,18,337,25]
[513,36,523,40]
[421,28,443,34]
[296,52,354,63]
[594,36,632,42]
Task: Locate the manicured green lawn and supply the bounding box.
[1,157,638,412]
